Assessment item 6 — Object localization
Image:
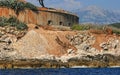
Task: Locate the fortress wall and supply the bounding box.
[0,7,79,26]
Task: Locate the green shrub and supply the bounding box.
[0,0,38,15]
[71,25,83,30]
[71,24,107,31]
[0,16,8,22]
[13,1,25,15]
[9,23,17,27]
[110,27,120,34]
[71,24,90,30]
[113,30,120,34]
[16,22,28,30]
[0,16,28,30]
[0,16,8,27]
[7,16,19,23]
[109,23,120,28]
[108,23,120,34]
[25,2,38,11]
[0,22,6,27]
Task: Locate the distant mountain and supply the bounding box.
[73,6,120,24]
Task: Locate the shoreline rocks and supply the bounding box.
[0,54,119,69]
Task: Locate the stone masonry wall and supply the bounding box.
[0,7,79,26]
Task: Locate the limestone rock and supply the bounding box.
[13,30,49,59]
[66,31,95,52]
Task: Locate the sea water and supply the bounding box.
[0,68,120,75]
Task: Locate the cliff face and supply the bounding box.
[0,24,120,63]
[13,24,77,58]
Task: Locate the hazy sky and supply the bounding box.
[26,0,120,11]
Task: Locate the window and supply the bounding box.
[68,23,71,26]
[47,20,53,25]
[59,21,63,25]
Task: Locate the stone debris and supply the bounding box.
[0,26,26,60]
[100,38,119,51]
[66,31,95,52]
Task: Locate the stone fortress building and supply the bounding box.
[36,7,79,26]
[0,0,79,26]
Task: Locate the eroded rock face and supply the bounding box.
[0,25,120,64]
[0,34,18,60]
[13,30,49,59]
[12,28,77,59]
[66,31,96,52]
[66,31,120,52]
[0,26,27,60]
[100,38,119,51]
[0,26,76,60]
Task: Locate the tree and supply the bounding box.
[38,0,45,7]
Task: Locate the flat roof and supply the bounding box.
[38,7,79,18]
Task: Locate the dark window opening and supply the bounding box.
[34,26,39,29]
[47,20,53,25]
[59,21,63,25]
[68,23,71,26]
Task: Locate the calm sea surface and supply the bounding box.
[0,68,120,75]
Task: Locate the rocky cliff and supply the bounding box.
[0,24,120,68]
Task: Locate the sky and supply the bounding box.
[26,0,120,11]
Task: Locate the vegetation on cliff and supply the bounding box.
[108,23,120,34]
[109,23,120,28]
[0,16,28,30]
[0,0,38,15]
[71,24,105,31]
[71,24,90,30]
[71,24,120,34]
